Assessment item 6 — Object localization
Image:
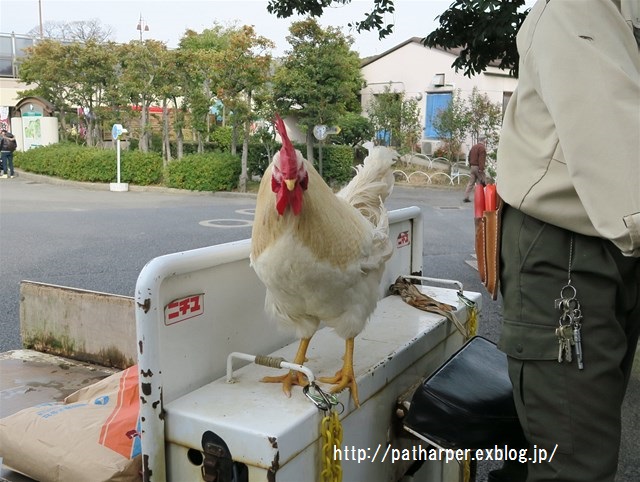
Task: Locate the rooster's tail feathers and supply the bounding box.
[338,146,397,226]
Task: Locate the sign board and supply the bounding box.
[396,230,411,248]
[21,104,44,150]
[313,125,327,141]
[313,125,341,141]
[112,124,124,140]
[164,294,205,326]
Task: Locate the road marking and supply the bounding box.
[236,208,255,216]
[198,208,255,229]
[199,219,253,228]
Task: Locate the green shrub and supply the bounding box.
[121,150,163,185]
[333,112,374,148]
[14,142,163,184]
[314,144,355,184]
[164,152,241,191]
[247,142,275,177]
[210,126,233,151]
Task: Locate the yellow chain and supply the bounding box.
[467,304,478,339]
[316,302,477,482]
[320,410,343,482]
[464,302,479,482]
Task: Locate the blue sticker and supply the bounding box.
[94,396,110,405]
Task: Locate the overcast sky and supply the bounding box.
[2,0,472,57]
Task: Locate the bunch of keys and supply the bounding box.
[554,283,584,370]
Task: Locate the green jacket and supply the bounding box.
[497,0,640,256]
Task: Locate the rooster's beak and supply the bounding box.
[284,179,296,191]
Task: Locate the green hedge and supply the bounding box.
[164,152,241,191]
[14,143,163,185]
[13,141,355,190]
[250,142,355,184]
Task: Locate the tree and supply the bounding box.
[65,41,120,146]
[165,48,196,160]
[366,84,420,153]
[251,87,280,174]
[265,0,529,77]
[267,0,395,38]
[212,26,274,192]
[178,26,234,152]
[272,18,363,163]
[20,39,119,146]
[431,87,502,166]
[28,19,113,42]
[466,86,502,149]
[424,0,529,77]
[153,48,185,165]
[18,40,75,139]
[118,40,169,152]
[432,89,468,162]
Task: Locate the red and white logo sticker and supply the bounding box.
[164,294,204,325]
[397,230,410,248]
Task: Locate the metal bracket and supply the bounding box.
[226,351,315,384]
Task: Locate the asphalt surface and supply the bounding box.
[0,170,637,481]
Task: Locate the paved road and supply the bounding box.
[0,172,491,352]
[0,174,255,351]
[0,171,637,481]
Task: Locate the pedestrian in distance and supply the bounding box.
[463,138,486,203]
[495,0,640,481]
[0,129,17,178]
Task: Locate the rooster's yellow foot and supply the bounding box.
[318,369,359,408]
[262,370,309,398]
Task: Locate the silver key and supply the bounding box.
[573,324,584,370]
[557,336,566,363]
[556,324,573,362]
[564,335,573,362]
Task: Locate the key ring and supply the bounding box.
[457,290,475,309]
[303,382,343,414]
[559,284,577,301]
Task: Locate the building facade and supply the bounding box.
[360,38,518,156]
[1,33,38,131]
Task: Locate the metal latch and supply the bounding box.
[201,431,234,482]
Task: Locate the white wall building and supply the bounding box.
[360,37,518,156]
[0,33,59,149]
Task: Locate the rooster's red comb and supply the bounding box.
[274,114,297,178]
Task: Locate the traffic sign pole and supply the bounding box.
[313,125,341,179]
[110,124,129,192]
[116,138,121,184]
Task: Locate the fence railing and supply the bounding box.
[394,154,470,185]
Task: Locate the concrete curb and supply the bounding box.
[13,168,258,199]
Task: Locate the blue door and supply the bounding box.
[424,92,452,139]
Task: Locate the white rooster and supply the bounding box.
[250,115,396,407]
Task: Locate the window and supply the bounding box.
[15,37,35,57]
[0,36,12,57]
[423,92,451,139]
[0,34,37,78]
[0,59,13,77]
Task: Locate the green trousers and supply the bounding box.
[498,205,640,482]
